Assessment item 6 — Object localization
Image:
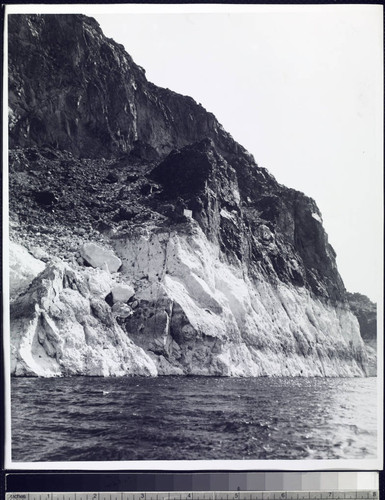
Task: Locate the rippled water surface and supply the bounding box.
[11,376,377,461]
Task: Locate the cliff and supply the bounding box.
[347,292,377,343]
[346,292,377,376]
[8,14,239,159]
[8,14,374,377]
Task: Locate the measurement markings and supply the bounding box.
[6,491,379,500]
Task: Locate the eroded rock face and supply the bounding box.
[150,139,345,301]
[10,255,156,377]
[114,224,367,377]
[347,292,377,342]
[8,14,241,160]
[7,14,375,377]
[9,232,369,377]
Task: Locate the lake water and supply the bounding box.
[11,376,377,462]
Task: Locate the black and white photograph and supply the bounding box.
[4,4,383,467]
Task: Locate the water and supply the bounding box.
[11,376,377,462]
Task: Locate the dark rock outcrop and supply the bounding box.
[347,292,377,342]
[151,139,344,301]
[9,14,241,160]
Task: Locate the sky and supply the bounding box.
[7,5,384,301]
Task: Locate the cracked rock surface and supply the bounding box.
[8,14,375,376]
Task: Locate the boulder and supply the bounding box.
[9,241,45,300]
[80,243,122,273]
[112,302,133,319]
[29,246,50,262]
[86,269,113,299]
[112,283,135,303]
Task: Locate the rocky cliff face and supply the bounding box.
[346,292,377,343]
[10,242,157,376]
[9,14,238,159]
[8,14,374,377]
[346,293,377,377]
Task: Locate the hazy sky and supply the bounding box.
[7,5,384,301]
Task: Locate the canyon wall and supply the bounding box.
[8,14,374,376]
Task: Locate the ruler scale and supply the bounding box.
[5,492,379,500]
